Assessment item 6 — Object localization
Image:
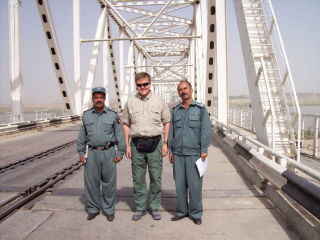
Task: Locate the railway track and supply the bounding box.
[0,139,82,221]
[0,161,83,221]
[0,140,77,174]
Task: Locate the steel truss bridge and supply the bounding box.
[8,0,301,158]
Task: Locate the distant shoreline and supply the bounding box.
[0,104,65,113]
[0,94,319,112]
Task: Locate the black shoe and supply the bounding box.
[192,217,202,225]
[171,214,188,221]
[87,212,99,220]
[106,214,115,222]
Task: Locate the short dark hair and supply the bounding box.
[135,72,151,83]
[177,80,192,90]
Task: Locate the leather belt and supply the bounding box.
[89,142,115,151]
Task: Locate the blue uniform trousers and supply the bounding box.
[173,154,203,218]
[84,147,116,215]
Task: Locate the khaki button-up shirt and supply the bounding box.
[123,92,171,137]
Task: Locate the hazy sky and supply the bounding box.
[0,0,319,104]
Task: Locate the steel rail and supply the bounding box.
[0,140,77,174]
[0,161,83,221]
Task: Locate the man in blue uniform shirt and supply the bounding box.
[168,81,212,225]
[77,87,126,221]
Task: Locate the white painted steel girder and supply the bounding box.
[8,0,24,123]
[119,30,125,108]
[205,0,216,117]
[96,0,195,87]
[82,7,107,111]
[73,0,81,115]
[123,41,135,106]
[105,15,122,110]
[233,0,300,160]
[233,0,269,146]
[215,0,228,123]
[102,19,110,107]
[36,0,74,115]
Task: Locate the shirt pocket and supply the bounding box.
[84,119,94,133]
[150,109,161,124]
[102,119,114,134]
[189,115,200,128]
[173,115,182,128]
[130,109,140,124]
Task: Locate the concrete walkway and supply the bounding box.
[0,141,298,240]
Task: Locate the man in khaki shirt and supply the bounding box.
[123,72,171,221]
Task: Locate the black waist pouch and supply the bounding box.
[132,136,161,153]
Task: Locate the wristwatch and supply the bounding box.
[163,141,168,144]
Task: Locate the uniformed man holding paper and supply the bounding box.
[168,81,212,225]
[77,87,126,221]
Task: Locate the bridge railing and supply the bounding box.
[300,113,320,158]
[212,117,320,181]
[224,106,319,158]
[212,117,320,222]
[0,115,80,135]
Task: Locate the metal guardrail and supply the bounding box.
[213,118,320,181]
[226,106,320,158]
[300,113,320,158]
[0,115,80,135]
[212,118,320,220]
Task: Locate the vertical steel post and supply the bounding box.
[103,15,110,107]
[73,0,81,115]
[205,0,216,116]
[119,31,125,109]
[313,117,319,158]
[216,0,228,125]
[8,0,24,122]
[82,7,107,111]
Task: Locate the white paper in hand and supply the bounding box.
[196,157,208,177]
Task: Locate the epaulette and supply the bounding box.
[171,102,181,110]
[107,107,118,114]
[83,107,94,114]
[194,101,205,108]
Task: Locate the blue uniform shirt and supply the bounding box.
[168,100,212,156]
[77,107,126,158]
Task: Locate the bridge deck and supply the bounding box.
[0,124,299,239]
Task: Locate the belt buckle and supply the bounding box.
[96,146,104,151]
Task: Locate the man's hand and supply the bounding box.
[162,143,168,157]
[114,156,122,163]
[80,155,86,164]
[200,153,208,161]
[125,146,132,159]
[169,153,174,164]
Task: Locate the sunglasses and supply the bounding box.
[136,82,150,88]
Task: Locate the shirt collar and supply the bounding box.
[137,91,152,100]
[92,106,107,114]
[178,99,195,109]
